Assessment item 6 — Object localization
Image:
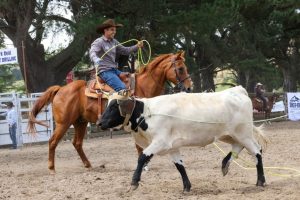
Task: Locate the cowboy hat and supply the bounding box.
[6,102,14,108]
[96,19,123,34]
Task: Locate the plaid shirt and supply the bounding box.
[89,36,138,73]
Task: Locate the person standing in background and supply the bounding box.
[0,102,18,149]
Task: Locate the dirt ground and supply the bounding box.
[0,121,299,200]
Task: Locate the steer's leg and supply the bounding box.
[131,140,165,190]
[169,150,191,192]
[222,143,244,176]
[236,137,266,186]
[131,153,153,190]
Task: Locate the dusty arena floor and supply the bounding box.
[0,121,299,200]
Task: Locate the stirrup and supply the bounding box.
[117,89,130,96]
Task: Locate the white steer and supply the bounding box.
[99,86,268,192]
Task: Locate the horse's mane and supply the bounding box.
[136,54,172,75]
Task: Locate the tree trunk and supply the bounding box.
[190,73,201,92]
[1,0,93,92]
[200,69,215,92]
[16,36,89,92]
[281,66,297,92]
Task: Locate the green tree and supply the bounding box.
[0,0,97,92]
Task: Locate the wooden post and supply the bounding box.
[21,41,28,96]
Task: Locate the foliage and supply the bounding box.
[0,0,299,92]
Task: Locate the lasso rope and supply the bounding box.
[142,111,299,178]
[213,143,300,178]
[95,39,151,89]
[253,114,288,123]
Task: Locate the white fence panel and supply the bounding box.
[0,93,53,147]
[19,97,53,144]
[0,92,20,146]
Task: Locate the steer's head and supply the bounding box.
[99,99,125,130]
[99,96,146,131]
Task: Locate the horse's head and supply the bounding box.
[165,51,193,93]
[269,93,280,104]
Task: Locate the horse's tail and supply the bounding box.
[253,124,269,152]
[28,85,61,134]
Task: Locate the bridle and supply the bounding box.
[147,57,192,94]
[168,60,191,93]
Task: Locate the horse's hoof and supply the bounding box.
[84,163,92,168]
[49,169,56,175]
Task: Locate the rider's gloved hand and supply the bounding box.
[137,41,143,48]
[95,59,102,66]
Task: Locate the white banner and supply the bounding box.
[0,48,18,65]
[271,100,285,112]
[287,93,300,121]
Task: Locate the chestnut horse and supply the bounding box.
[28,51,193,172]
[252,93,279,119]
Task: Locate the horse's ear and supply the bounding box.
[176,50,185,60]
[179,50,185,58]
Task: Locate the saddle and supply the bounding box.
[85,72,135,117]
[85,72,134,98]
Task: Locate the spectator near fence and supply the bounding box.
[255,83,268,111]
[0,102,18,149]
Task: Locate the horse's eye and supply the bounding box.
[178,67,185,74]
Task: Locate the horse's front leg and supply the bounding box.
[73,122,92,168]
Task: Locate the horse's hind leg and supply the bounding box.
[48,123,70,172]
[73,121,91,168]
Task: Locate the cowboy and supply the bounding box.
[89,19,143,92]
[255,82,268,111]
[0,102,18,149]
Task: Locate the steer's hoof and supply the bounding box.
[130,182,139,190]
[256,180,266,187]
[222,161,230,176]
[143,165,149,171]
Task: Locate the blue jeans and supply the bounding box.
[9,123,17,149]
[99,69,126,92]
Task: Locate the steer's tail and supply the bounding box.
[253,125,269,152]
[28,85,61,134]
